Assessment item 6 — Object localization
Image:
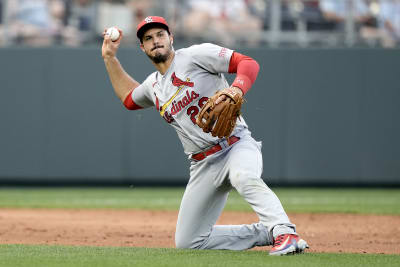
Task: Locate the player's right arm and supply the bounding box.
[102,29,139,103]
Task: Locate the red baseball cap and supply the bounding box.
[136,16,170,42]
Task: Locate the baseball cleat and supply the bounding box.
[269,234,309,256]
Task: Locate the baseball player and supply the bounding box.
[102,16,308,256]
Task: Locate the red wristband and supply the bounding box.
[229,52,260,95]
[232,74,252,94]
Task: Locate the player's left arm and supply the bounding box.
[229,52,260,95]
[215,52,260,105]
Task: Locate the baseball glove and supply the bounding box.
[196,88,243,138]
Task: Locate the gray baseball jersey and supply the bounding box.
[128,43,296,250]
[131,43,248,155]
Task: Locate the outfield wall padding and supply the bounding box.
[1,47,399,185]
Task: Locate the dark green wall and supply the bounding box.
[1,47,399,185]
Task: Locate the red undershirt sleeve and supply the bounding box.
[228,52,260,95]
[123,91,143,110]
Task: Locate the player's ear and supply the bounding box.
[140,43,145,52]
[170,34,174,45]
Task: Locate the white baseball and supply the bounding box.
[106,27,120,42]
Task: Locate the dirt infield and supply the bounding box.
[0,209,399,254]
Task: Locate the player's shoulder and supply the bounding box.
[140,71,158,88]
[177,43,225,55]
[176,43,233,64]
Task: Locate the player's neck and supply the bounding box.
[154,51,175,75]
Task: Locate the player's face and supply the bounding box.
[140,28,173,64]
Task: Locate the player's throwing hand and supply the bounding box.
[102,28,123,59]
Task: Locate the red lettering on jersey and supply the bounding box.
[191,91,199,100]
[171,72,194,87]
[219,47,227,57]
[182,96,189,106]
[163,111,174,123]
[171,101,177,115]
[178,101,184,111]
[170,89,199,116]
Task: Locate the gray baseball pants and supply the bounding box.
[175,129,296,250]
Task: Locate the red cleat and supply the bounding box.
[269,234,309,256]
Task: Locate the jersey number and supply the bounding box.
[187,97,208,124]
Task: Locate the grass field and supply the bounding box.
[0,187,399,267]
[0,187,399,214]
[0,245,399,267]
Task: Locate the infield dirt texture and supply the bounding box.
[0,187,399,255]
[1,209,399,254]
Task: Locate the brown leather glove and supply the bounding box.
[196,88,243,138]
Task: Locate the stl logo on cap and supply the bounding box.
[144,17,153,23]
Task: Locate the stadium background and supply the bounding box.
[0,0,399,187]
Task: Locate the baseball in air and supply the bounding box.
[106,27,120,42]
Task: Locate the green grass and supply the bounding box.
[0,187,399,214]
[0,189,398,266]
[0,245,398,267]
